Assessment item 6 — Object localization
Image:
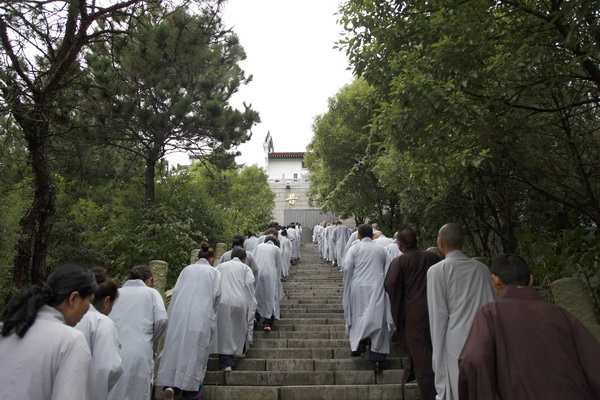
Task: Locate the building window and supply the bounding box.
[293,173,298,179]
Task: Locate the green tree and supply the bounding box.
[86,6,259,205]
[0,0,154,286]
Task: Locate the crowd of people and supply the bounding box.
[1,220,599,400]
[318,221,600,400]
[0,223,303,400]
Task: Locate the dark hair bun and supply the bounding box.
[91,267,108,284]
[200,242,209,251]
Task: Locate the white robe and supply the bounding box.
[334,225,352,270]
[156,259,221,391]
[384,240,403,274]
[279,235,293,277]
[0,305,93,400]
[316,225,325,258]
[374,234,394,247]
[312,225,320,243]
[109,280,168,400]
[427,250,495,400]
[244,236,259,253]
[76,305,123,400]
[342,237,393,354]
[253,241,285,319]
[326,225,337,261]
[287,227,299,260]
[218,247,259,284]
[210,258,256,355]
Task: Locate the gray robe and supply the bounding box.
[427,250,495,400]
[334,225,352,270]
[156,259,221,391]
[76,305,123,400]
[253,241,285,319]
[343,237,394,354]
[0,305,93,400]
[109,280,168,400]
[326,224,337,261]
[210,258,256,355]
[218,246,259,284]
[244,236,259,253]
[279,235,293,277]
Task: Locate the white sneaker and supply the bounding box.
[164,387,175,400]
[222,366,233,372]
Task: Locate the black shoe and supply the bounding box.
[351,350,361,357]
[358,339,368,354]
[373,361,384,373]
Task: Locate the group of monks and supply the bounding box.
[327,221,600,400]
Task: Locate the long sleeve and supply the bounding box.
[151,289,168,347]
[427,266,448,375]
[458,309,500,400]
[52,335,93,400]
[92,319,123,399]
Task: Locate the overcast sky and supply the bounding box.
[170,1,355,168]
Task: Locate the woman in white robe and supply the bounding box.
[0,265,97,400]
[75,267,123,400]
[279,229,293,279]
[252,236,284,331]
[108,265,168,400]
[156,244,221,400]
[210,248,256,371]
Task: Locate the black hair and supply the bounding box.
[398,226,417,248]
[91,267,119,307]
[280,229,288,237]
[265,235,280,247]
[358,223,373,239]
[129,264,153,281]
[491,253,531,286]
[232,234,245,247]
[2,265,97,338]
[198,242,215,260]
[231,247,247,260]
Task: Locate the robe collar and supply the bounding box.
[445,249,467,259]
[195,258,211,265]
[361,237,373,243]
[498,285,543,302]
[37,304,67,324]
[123,279,147,288]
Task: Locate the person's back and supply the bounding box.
[253,237,284,330]
[459,254,600,400]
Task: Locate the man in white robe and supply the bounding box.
[427,223,495,400]
[109,276,167,400]
[156,254,221,398]
[210,249,256,371]
[217,234,259,284]
[252,236,285,331]
[279,229,293,279]
[343,224,394,373]
[244,232,259,253]
[326,222,337,263]
[316,222,326,259]
[312,223,320,243]
[334,223,353,271]
[287,224,299,262]
[374,231,394,247]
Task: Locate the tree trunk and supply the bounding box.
[13,120,55,287]
[145,156,157,205]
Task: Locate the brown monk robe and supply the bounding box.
[459,254,600,400]
[384,227,441,400]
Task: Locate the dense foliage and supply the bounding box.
[307,0,600,305]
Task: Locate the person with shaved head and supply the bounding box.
[427,223,495,400]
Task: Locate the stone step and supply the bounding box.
[201,383,422,400]
[207,357,404,372]
[240,346,406,359]
[251,330,347,339]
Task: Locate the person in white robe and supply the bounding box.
[334,224,353,271]
[244,231,259,253]
[374,231,394,247]
[0,265,97,400]
[343,224,394,373]
[343,229,359,263]
[384,232,403,274]
[316,222,326,259]
[217,234,259,283]
[326,222,337,263]
[252,235,285,331]
[279,229,293,279]
[109,265,168,400]
[209,248,256,371]
[312,224,320,243]
[427,223,495,400]
[286,224,299,262]
[75,267,123,400]
[294,223,302,259]
[156,244,221,400]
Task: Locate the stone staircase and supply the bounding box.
[202,243,422,400]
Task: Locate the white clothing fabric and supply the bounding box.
[218,247,259,284]
[427,250,495,400]
[279,235,293,278]
[287,227,300,260]
[384,240,403,274]
[0,305,93,400]
[374,235,394,247]
[312,224,320,243]
[210,258,256,355]
[316,225,326,258]
[156,259,221,391]
[334,225,352,270]
[342,237,394,354]
[109,280,167,400]
[76,305,123,400]
[326,224,337,261]
[253,241,285,319]
[244,236,259,253]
